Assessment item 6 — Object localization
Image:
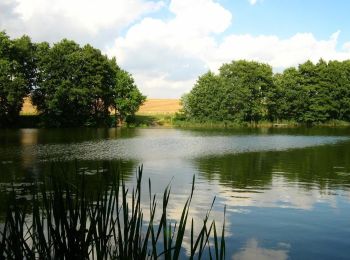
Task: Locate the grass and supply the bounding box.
[0,165,225,259]
[172,117,350,129]
[126,115,175,127]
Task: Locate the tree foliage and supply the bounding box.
[0,32,36,127]
[182,72,225,121]
[219,60,273,122]
[0,32,145,127]
[114,69,146,123]
[32,40,117,127]
[182,60,350,124]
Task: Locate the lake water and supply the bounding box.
[1,127,350,259]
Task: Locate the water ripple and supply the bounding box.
[12,134,349,161]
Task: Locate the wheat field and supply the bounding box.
[21,98,182,115]
[137,99,181,114]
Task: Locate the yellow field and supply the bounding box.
[20,98,182,115]
[21,98,37,115]
[137,99,181,115]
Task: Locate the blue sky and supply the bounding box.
[1,0,350,97]
[221,0,350,44]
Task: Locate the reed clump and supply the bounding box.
[0,166,225,259]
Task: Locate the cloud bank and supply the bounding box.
[107,0,350,97]
[1,0,350,97]
[1,0,163,46]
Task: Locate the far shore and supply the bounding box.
[17,98,350,129]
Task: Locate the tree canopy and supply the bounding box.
[0,32,36,127]
[182,59,350,124]
[0,32,145,127]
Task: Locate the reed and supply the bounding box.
[0,166,225,259]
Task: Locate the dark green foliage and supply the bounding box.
[113,69,146,123]
[0,166,225,259]
[182,61,273,124]
[270,67,306,122]
[182,72,225,121]
[0,32,36,127]
[273,59,350,124]
[219,61,273,123]
[0,32,145,128]
[182,59,350,125]
[32,40,132,127]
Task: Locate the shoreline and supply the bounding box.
[5,114,350,129]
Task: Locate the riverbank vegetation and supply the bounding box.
[0,32,145,128]
[3,31,350,129]
[0,166,226,259]
[180,60,350,126]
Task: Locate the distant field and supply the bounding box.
[21,98,37,115]
[137,99,181,114]
[21,98,182,115]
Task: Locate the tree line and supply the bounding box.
[181,60,350,125]
[0,32,145,127]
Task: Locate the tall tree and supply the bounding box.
[182,61,274,123]
[113,68,146,123]
[0,32,36,127]
[182,71,226,121]
[219,60,273,123]
[271,67,306,122]
[326,60,350,122]
[32,39,84,126]
[32,40,118,127]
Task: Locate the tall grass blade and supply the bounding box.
[0,164,226,259]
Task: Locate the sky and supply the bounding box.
[1,0,350,98]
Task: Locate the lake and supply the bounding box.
[1,127,350,259]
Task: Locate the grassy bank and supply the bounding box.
[18,97,350,128]
[130,115,350,128]
[126,114,174,127]
[172,119,350,128]
[10,114,350,129]
[0,166,225,259]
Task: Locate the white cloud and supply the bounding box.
[234,239,289,260]
[107,0,232,97]
[248,0,263,5]
[1,0,163,45]
[343,41,350,51]
[209,30,350,72]
[218,175,338,210]
[2,0,350,98]
[108,0,350,97]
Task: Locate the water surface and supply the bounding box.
[1,127,350,259]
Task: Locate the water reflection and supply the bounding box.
[0,129,348,162]
[233,239,290,260]
[1,127,350,258]
[194,143,350,191]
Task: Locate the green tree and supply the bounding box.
[32,40,118,127]
[182,61,274,123]
[298,60,329,123]
[338,61,350,121]
[0,32,36,127]
[113,68,146,124]
[325,60,350,122]
[182,71,226,121]
[32,39,83,126]
[219,60,273,123]
[271,67,306,122]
